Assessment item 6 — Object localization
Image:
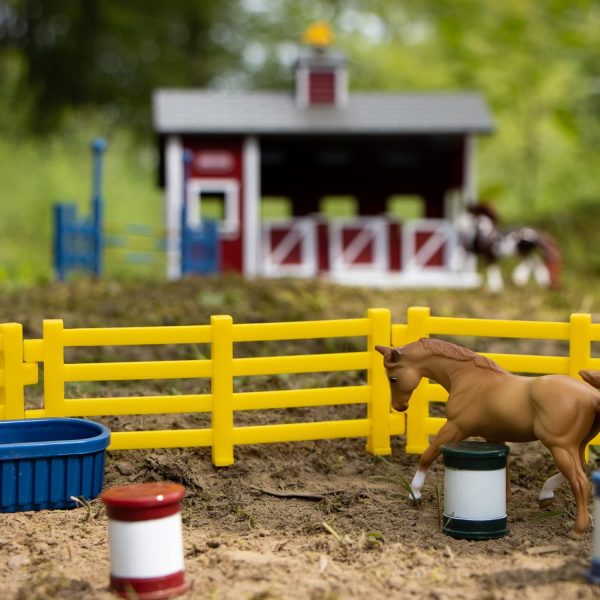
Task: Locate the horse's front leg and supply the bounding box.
[410,421,465,501]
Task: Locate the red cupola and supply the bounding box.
[295,23,348,109]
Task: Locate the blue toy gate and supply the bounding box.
[53,203,101,281]
[181,220,219,275]
[53,139,220,280]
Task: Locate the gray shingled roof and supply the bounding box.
[153,90,494,135]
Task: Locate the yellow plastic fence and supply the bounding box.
[393,306,600,454]
[1,307,599,465]
[0,309,401,466]
[0,323,38,420]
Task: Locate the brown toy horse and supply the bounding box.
[375,338,600,535]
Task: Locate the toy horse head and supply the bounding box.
[375,344,423,412]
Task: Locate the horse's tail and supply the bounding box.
[537,231,561,289]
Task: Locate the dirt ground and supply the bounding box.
[1,431,599,600]
[1,278,600,599]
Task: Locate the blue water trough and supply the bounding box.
[0,418,110,512]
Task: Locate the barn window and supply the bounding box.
[186,178,240,236]
[199,192,225,221]
[320,196,357,217]
[308,71,336,105]
[261,197,292,220]
[387,195,424,220]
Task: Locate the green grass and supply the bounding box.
[373,454,421,505]
[0,116,162,283]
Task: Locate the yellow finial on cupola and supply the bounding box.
[303,22,333,48]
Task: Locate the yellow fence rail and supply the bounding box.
[392,306,600,454]
[1,306,599,465]
[3,308,403,466]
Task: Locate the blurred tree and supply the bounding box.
[1,0,600,216]
[236,0,600,215]
[0,0,243,131]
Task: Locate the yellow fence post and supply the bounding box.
[569,313,592,378]
[211,315,235,467]
[42,319,66,417]
[569,313,593,459]
[0,323,27,420]
[366,308,392,456]
[402,307,432,454]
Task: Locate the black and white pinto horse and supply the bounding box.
[457,204,561,293]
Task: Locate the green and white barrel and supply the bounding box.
[589,472,600,583]
[440,441,510,540]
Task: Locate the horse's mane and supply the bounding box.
[467,202,499,224]
[418,338,506,374]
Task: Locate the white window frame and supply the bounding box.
[186,178,240,238]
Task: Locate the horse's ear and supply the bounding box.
[390,348,402,363]
[375,345,402,366]
[375,345,390,357]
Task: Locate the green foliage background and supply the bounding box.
[0,0,599,282]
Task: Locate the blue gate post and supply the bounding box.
[53,203,70,281]
[90,138,107,277]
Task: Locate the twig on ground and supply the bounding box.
[250,486,340,501]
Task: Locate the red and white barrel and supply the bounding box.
[101,482,189,599]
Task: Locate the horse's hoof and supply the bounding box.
[539,498,553,509]
[568,529,585,541]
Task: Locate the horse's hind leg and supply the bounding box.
[550,415,600,525]
[579,413,600,470]
[512,257,533,287]
[548,445,590,534]
[533,256,551,288]
[541,415,599,508]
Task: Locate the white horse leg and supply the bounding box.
[410,422,465,501]
[487,264,504,293]
[532,256,551,288]
[538,472,566,504]
[410,469,427,501]
[512,257,533,286]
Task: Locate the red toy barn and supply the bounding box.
[153,32,494,286]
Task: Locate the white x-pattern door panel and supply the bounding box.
[261,218,317,277]
[329,218,388,275]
